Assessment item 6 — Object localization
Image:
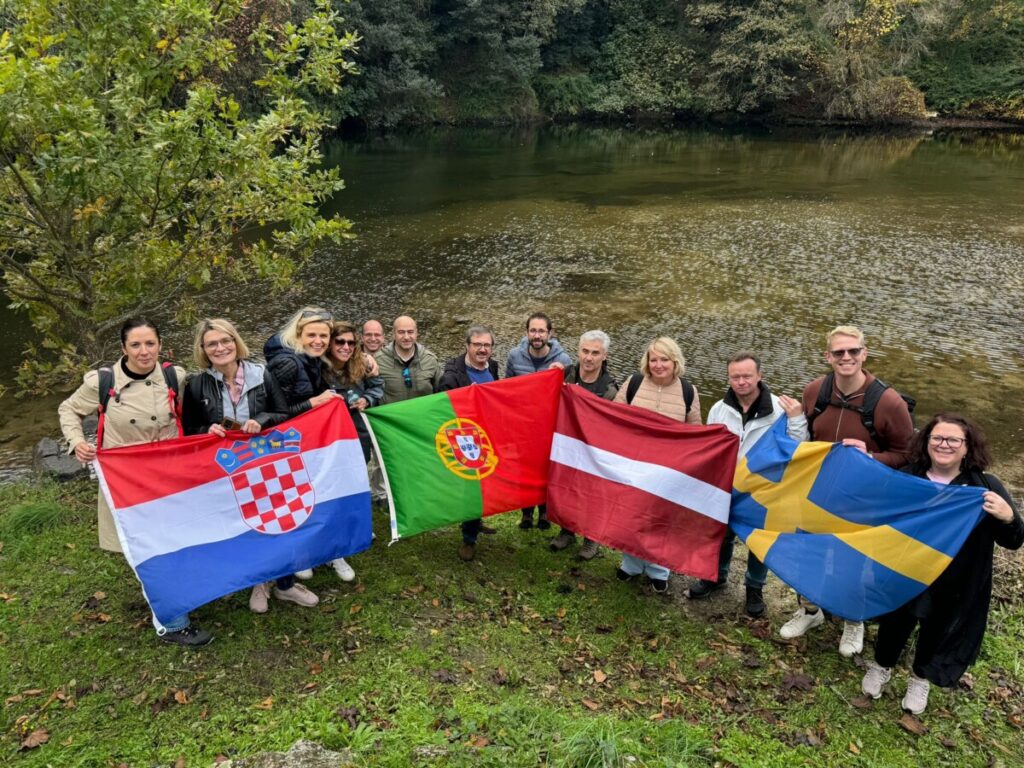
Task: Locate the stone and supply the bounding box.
[224,741,354,768]
[33,438,89,481]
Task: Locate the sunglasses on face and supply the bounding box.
[828,347,864,358]
[333,339,357,347]
[300,308,333,322]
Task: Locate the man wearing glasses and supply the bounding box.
[376,316,442,404]
[779,325,914,655]
[440,326,501,561]
[505,312,571,531]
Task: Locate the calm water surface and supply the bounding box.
[2,126,1023,478]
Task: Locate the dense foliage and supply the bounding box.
[0,0,358,392]
[330,0,1023,127]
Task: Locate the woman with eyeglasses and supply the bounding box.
[58,318,211,646]
[263,307,341,591]
[182,318,318,613]
[860,413,1023,715]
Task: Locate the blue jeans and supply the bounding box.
[619,553,670,581]
[718,528,768,588]
[157,613,191,634]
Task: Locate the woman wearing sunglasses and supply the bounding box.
[861,413,1023,714]
[320,320,384,582]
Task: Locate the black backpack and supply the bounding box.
[808,372,915,451]
[625,373,695,416]
[96,362,182,446]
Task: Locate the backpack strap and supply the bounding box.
[681,377,694,416]
[161,362,183,436]
[806,373,835,438]
[858,379,890,451]
[95,366,116,448]
[625,373,643,404]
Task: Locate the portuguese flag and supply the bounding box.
[363,369,562,540]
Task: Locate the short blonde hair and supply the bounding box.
[641,337,686,378]
[193,318,250,369]
[279,307,334,353]
[826,325,866,348]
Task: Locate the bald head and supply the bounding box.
[361,319,384,354]
[393,315,418,354]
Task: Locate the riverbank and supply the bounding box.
[2,477,1022,766]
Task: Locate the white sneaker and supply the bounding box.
[273,583,319,607]
[294,569,314,580]
[839,621,865,657]
[779,607,824,639]
[861,661,892,698]
[332,557,355,582]
[902,675,930,715]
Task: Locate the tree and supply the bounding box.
[0,0,359,393]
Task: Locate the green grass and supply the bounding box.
[1,479,1023,766]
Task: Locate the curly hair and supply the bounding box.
[327,320,368,386]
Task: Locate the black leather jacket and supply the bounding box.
[182,363,289,435]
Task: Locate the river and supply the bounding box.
[1,126,1022,480]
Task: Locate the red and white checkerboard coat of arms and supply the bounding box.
[216,429,315,535]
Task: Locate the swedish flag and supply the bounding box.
[731,419,985,621]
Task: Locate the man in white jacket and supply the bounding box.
[687,352,808,617]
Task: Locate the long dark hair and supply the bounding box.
[909,412,992,472]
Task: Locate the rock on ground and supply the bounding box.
[32,437,89,481]
[222,740,354,768]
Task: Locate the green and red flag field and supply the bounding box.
[363,369,562,540]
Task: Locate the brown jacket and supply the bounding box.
[801,371,913,469]
[58,361,185,551]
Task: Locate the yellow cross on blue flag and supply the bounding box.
[731,419,986,620]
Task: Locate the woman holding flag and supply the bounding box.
[57,318,209,647]
[861,413,1023,714]
[182,318,318,614]
[612,337,702,593]
[319,319,384,582]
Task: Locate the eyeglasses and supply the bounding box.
[828,347,864,358]
[333,339,357,347]
[402,367,412,388]
[469,342,493,349]
[203,338,236,350]
[928,435,966,448]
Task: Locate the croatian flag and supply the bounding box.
[94,400,372,626]
[547,386,738,580]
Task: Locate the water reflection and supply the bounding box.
[2,126,1022,477]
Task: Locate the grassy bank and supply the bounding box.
[1,479,1022,767]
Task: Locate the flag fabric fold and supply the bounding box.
[363,369,562,541]
[94,400,372,626]
[547,386,739,580]
[731,418,986,621]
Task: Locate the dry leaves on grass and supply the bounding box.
[581,698,601,711]
[20,728,49,750]
[781,672,814,692]
[898,713,927,735]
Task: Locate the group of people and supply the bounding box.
[57,312,1022,717]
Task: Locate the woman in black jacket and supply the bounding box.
[183,317,320,613]
[861,413,1023,714]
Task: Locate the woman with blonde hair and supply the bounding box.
[612,337,702,593]
[182,318,316,613]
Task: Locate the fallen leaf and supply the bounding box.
[781,673,814,692]
[173,690,189,705]
[593,670,608,684]
[200,706,209,721]
[5,695,23,706]
[556,607,567,618]
[431,598,440,607]
[349,604,362,615]
[20,728,49,750]
[848,743,860,755]
[93,591,106,601]
[470,736,489,748]
[432,669,455,684]
[302,682,318,692]
[695,656,715,671]
[937,735,956,749]
[173,758,186,768]
[254,697,273,710]
[898,713,927,735]
[131,692,147,706]
[850,694,874,709]
[649,712,665,721]
[462,661,475,674]
[581,698,601,711]
[22,689,44,697]
[492,667,509,685]
[213,756,230,765]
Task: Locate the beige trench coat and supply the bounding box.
[58,361,186,552]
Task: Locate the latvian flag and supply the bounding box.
[548,386,738,581]
[94,400,372,626]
